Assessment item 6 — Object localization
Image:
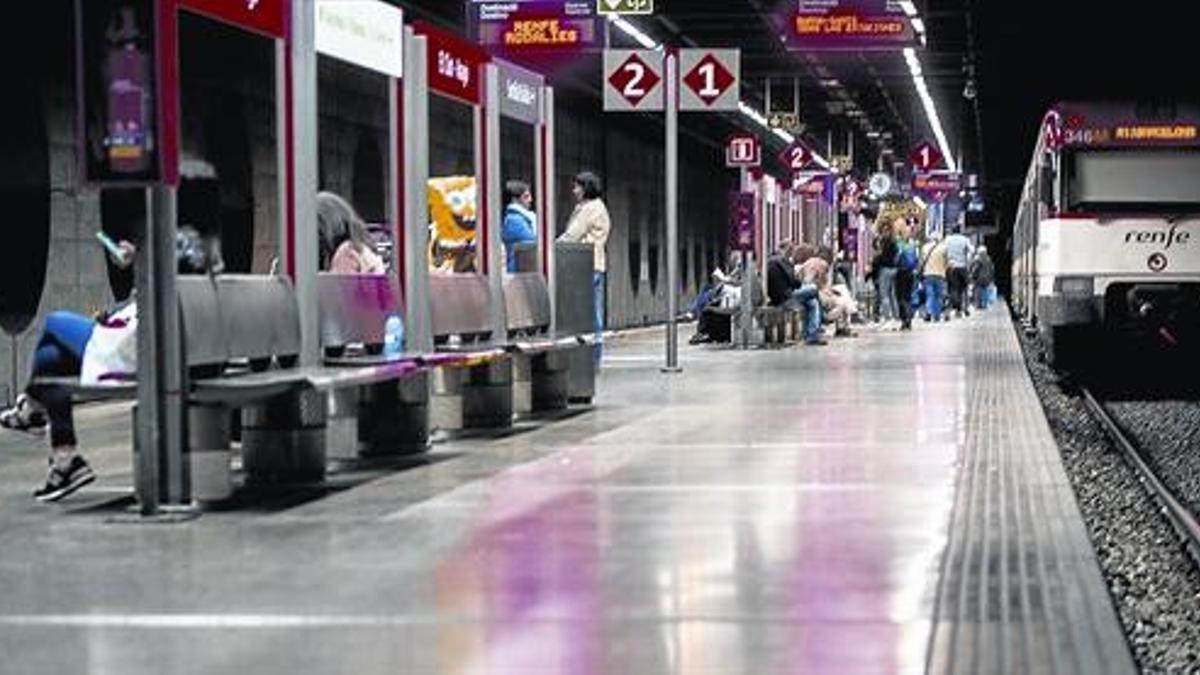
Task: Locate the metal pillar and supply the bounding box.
[483,64,507,339]
[541,88,558,334]
[663,52,680,372]
[403,29,432,353]
[135,186,188,515]
[291,0,319,367]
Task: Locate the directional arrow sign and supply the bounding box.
[679,49,740,111]
[910,140,944,173]
[597,0,654,15]
[603,49,664,111]
[779,141,814,172]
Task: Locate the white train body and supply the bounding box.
[1012,103,1200,349]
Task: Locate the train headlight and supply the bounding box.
[1054,276,1094,297]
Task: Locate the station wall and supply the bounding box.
[0,6,735,402]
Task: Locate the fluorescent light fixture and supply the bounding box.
[819,78,841,88]
[913,195,927,208]
[866,130,881,138]
[898,1,918,17]
[911,17,925,34]
[903,47,957,172]
[608,15,658,50]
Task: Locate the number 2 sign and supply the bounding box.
[779,141,813,172]
[604,50,664,111]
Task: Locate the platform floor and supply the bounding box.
[0,308,1132,674]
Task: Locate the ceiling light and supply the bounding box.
[911,18,925,34]
[898,1,918,17]
[903,47,957,172]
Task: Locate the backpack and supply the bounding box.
[896,242,920,272]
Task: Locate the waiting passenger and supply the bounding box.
[971,245,997,310]
[317,192,385,275]
[893,218,919,331]
[558,171,611,364]
[871,221,901,328]
[921,235,950,322]
[502,180,537,273]
[0,228,221,502]
[790,244,828,346]
[817,247,858,338]
[944,228,974,318]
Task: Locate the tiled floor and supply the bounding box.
[0,308,1131,673]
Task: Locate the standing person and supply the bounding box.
[944,228,974,317]
[893,218,919,331]
[318,191,385,274]
[501,180,537,273]
[920,235,950,322]
[558,171,612,363]
[971,245,996,310]
[871,221,900,329]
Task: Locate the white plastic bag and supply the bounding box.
[81,303,138,385]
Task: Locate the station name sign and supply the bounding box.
[496,58,545,124]
[468,1,601,53]
[415,21,488,105]
[315,1,404,79]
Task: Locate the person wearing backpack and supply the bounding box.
[892,218,920,331]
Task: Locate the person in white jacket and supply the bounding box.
[557,171,611,363]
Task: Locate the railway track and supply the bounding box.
[1081,388,1200,567]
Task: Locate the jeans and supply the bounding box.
[26,311,96,447]
[925,276,946,320]
[786,284,823,342]
[947,267,969,314]
[593,272,606,364]
[895,270,916,328]
[876,267,899,320]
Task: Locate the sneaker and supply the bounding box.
[805,338,829,346]
[33,455,95,502]
[0,394,47,435]
[834,328,859,338]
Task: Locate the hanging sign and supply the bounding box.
[415,21,488,105]
[496,58,545,124]
[597,0,654,15]
[467,1,602,54]
[178,0,286,40]
[603,49,664,111]
[679,49,740,111]
[729,191,756,252]
[315,1,404,78]
[726,133,762,168]
[785,0,918,51]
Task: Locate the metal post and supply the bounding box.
[663,52,680,372]
[292,0,319,366]
[135,185,187,515]
[484,64,507,338]
[403,30,432,352]
[8,336,17,406]
[739,168,753,350]
[542,87,558,334]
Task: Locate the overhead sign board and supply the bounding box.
[415,21,488,106]
[315,1,404,79]
[779,141,814,172]
[768,112,804,136]
[597,0,654,15]
[831,155,853,173]
[785,0,918,51]
[910,139,944,172]
[496,58,545,124]
[679,49,740,112]
[178,0,287,40]
[467,1,602,54]
[603,49,664,111]
[725,133,762,168]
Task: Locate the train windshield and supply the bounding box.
[1065,149,1200,214]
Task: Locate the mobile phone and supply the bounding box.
[95,231,128,263]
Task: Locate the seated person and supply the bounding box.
[501,180,537,273]
[789,244,827,346]
[0,228,220,502]
[318,192,385,274]
[816,247,858,338]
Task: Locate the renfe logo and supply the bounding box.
[438,50,471,89]
[506,79,537,106]
[1125,223,1192,250]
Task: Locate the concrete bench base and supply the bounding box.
[241,390,327,484]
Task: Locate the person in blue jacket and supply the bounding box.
[502,180,537,273]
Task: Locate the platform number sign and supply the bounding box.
[604,49,664,111]
[726,133,761,168]
[779,141,813,172]
[679,49,740,111]
[910,140,944,173]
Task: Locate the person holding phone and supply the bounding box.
[0,227,217,502]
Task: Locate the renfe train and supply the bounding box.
[1012,102,1200,365]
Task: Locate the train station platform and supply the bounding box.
[0,307,1134,674]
